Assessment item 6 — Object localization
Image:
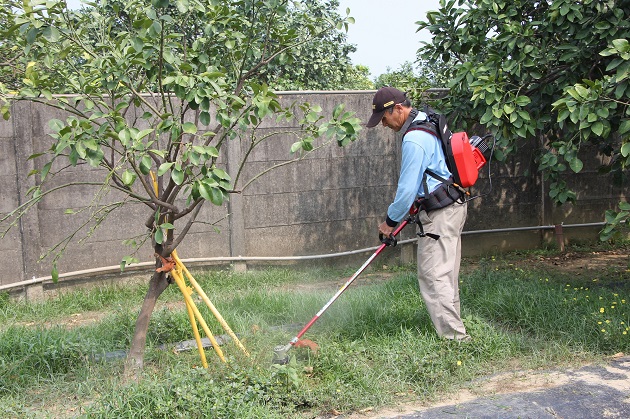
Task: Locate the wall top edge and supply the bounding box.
[2,88,451,100]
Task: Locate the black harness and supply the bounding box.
[403,110,464,213]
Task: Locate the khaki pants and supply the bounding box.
[416,201,468,339]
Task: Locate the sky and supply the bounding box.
[65,0,442,77]
[336,0,442,77]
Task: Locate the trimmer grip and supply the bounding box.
[379,233,397,247]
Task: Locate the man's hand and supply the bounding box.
[378,221,395,238]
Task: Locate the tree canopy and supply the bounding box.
[374,60,448,91]
[0,0,364,92]
[0,0,362,372]
[416,0,629,238]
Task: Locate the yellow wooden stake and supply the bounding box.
[180,277,209,368]
[172,250,250,357]
[171,268,227,363]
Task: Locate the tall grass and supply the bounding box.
[463,260,629,352]
[0,252,627,418]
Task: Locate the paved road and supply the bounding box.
[378,356,630,419]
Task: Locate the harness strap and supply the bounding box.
[406,125,437,138]
[418,182,463,212]
[405,117,466,213]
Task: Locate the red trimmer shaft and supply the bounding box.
[272,208,416,364]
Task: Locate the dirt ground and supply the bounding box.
[505,248,629,275]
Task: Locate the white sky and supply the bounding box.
[337,0,441,77]
[65,0,442,77]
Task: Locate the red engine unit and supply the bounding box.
[450,132,487,188]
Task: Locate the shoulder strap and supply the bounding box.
[406,125,438,138]
[405,120,452,188]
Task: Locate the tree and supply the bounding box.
[374,60,447,90]
[373,61,434,103]
[0,0,26,90]
[0,0,361,375]
[338,64,374,90]
[4,0,360,92]
[416,0,629,238]
[261,0,360,90]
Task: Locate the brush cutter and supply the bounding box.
[272,201,434,364]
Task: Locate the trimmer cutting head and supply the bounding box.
[272,344,292,365]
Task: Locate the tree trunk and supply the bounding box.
[124,269,170,379]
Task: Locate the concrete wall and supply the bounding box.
[0,91,627,287]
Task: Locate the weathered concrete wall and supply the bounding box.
[0,91,627,287]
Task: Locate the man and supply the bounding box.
[366,86,470,341]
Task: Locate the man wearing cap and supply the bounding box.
[367,86,470,341]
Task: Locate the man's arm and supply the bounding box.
[385,140,430,225]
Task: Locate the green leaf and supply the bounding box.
[198,181,212,200]
[41,162,52,181]
[199,181,224,205]
[612,39,629,51]
[118,129,131,146]
[574,85,589,99]
[139,155,152,175]
[200,111,211,126]
[204,146,219,157]
[591,121,604,136]
[51,263,59,283]
[290,141,302,153]
[86,149,104,167]
[514,96,531,106]
[157,162,174,175]
[171,168,185,185]
[212,167,231,181]
[132,37,144,52]
[152,0,170,8]
[49,119,64,132]
[305,111,319,123]
[42,26,60,42]
[183,122,197,134]
[154,228,164,244]
[150,20,162,36]
[341,121,355,134]
[26,27,38,44]
[122,169,137,186]
[120,256,139,272]
[208,187,224,206]
[332,104,345,119]
[621,142,630,157]
[137,128,154,140]
[569,157,583,173]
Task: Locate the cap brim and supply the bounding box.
[366,110,385,128]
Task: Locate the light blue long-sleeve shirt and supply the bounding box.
[386,112,452,224]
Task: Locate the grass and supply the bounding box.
[0,243,628,418]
